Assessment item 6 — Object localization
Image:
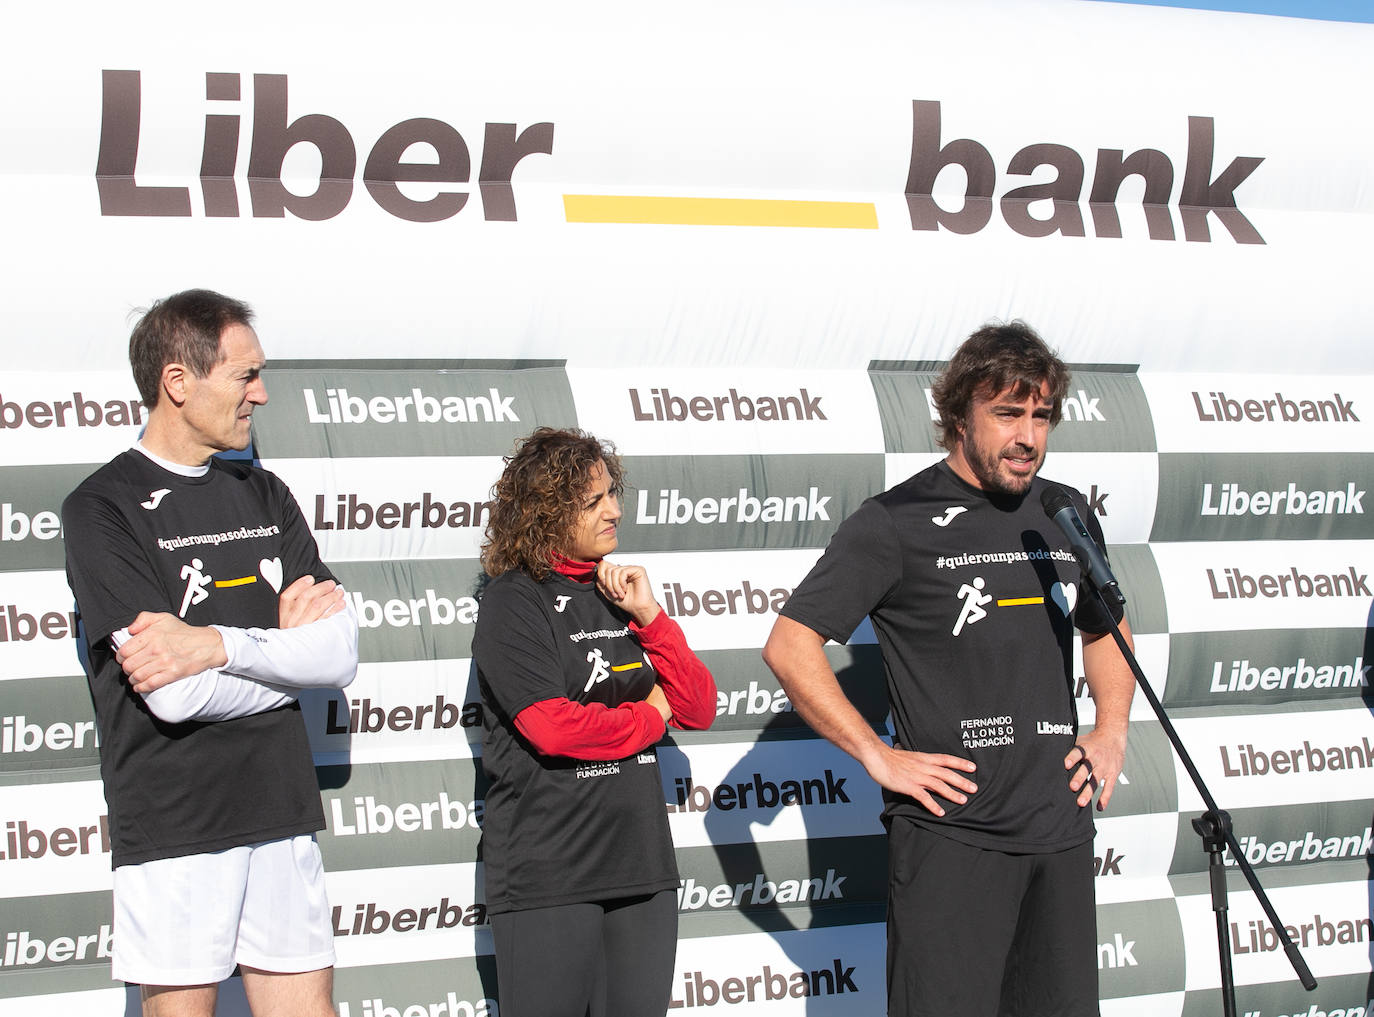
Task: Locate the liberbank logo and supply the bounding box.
[678,868,848,911]
[1227,827,1370,868]
[1207,566,1369,600]
[1220,735,1373,777]
[1193,391,1358,423]
[1208,656,1368,694]
[303,387,518,424]
[667,770,851,814]
[630,387,826,423]
[1153,454,1372,542]
[94,71,1265,243]
[97,70,553,222]
[1163,631,1371,708]
[636,487,832,525]
[670,958,862,1008]
[619,454,877,550]
[1230,912,1371,955]
[1201,482,1364,517]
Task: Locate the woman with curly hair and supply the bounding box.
[472,426,716,1017]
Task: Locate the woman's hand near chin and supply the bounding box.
[594,560,661,627]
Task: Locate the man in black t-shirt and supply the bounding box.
[62,290,358,1017]
[763,321,1134,1017]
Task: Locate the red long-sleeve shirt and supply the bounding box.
[513,558,716,758]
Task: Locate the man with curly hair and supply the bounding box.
[764,322,1134,1017]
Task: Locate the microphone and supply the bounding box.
[1040,485,1126,607]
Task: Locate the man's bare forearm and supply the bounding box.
[762,615,889,770]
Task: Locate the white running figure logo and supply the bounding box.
[584,647,611,692]
[178,558,213,617]
[952,576,991,636]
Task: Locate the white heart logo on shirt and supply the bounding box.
[1050,581,1077,616]
[260,558,284,593]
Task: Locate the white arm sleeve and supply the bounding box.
[114,599,359,725]
[214,596,359,690]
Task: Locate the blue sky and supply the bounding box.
[1098,0,1374,22]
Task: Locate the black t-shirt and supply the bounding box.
[781,461,1123,853]
[62,450,331,866]
[474,570,678,914]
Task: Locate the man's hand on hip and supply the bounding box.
[867,746,978,819]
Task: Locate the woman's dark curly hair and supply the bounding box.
[480,427,625,580]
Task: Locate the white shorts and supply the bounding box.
[111,835,335,985]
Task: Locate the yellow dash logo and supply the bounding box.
[611,661,644,672]
[214,576,258,588]
[997,597,1044,607]
[564,195,877,230]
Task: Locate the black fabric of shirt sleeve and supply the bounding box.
[779,498,903,644]
[473,576,569,723]
[62,481,168,644]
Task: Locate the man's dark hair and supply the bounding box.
[930,320,1070,450]
[129,289,254,407]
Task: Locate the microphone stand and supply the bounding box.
[1081,578,1317,1017]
